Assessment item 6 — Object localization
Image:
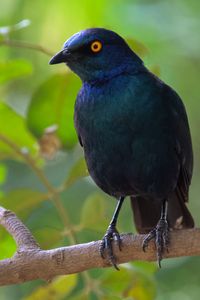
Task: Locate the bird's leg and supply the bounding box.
[100,196,125,270]
[142,199,169,267]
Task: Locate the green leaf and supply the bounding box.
[102,297,122,300]
[64,157,88,188]
[0,163,7,184]
[27,73,81,149]
[0,227,16,259]
[80,193,107,231]
[34,227,62,248]
[102,264,157,300]
[66,293,88,300]
[0,59,32,84]
[0,189,46,220]
[0,102,38,160]
[24,274,77,300]
[149,65,161,77]
[130,261,157,275]
[0,19,31,36]
[126,38,149,57]
[102,267,132,293]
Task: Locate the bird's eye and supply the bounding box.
[90,40,102,53]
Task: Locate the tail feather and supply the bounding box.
[131,194,194,234]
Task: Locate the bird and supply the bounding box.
[49,28,194,268]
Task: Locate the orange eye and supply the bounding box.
[90,40,102,53]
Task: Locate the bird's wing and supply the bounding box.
[162,83,193,203]
[131,79,194,232]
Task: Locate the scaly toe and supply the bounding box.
[142,219,169,267]
[99,225,121,270]
[142,229,156,252]
[155,219,169,267]
[113,231,122,251]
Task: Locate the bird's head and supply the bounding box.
[49,28,143,82]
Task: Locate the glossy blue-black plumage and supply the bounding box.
[50,28,194,234]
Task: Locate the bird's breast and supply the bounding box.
[74,82,137,196]
[74,76,180,198]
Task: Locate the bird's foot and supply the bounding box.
[100,224,122,270]
[142,218,169,267]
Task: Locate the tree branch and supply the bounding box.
[0,205,199,286]
[0,207,39,251]
[0,39,53,56]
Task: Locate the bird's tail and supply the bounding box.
[130,195,194,234]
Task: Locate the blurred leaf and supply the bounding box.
[126,38,149,57]
[0,163,7,184]
[102,264,156,300]
[0,59,32,84]
[27,73,81,149]
[64,157,88,188]
[102,267,132,293]
[24,274,77,300]
[0,227,16,259]
[66,292,88,300]
[80,193,107,231]
[102,297,122,300]
[0,19,31,36]
[0,189,46,220]
[149,65,161,77]
[0,102,38,160]
[125,278,156,300]
[12,19,31,31]
[34,227,62,248]
[131,261,157,275]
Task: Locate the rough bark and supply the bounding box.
[0,206,199,286]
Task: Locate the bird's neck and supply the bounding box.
[84,61,146,86]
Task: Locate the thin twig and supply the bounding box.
[0,134,77,244]
[0,39,53,56]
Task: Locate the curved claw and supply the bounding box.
[142,219,169,267]
[99,224,122,270]
[142,228,156,253]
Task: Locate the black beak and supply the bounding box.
[49,50,68,65]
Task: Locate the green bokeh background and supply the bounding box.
[0,0,200,299]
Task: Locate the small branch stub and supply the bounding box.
[0,205,200,286]
[0,206,40,251]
